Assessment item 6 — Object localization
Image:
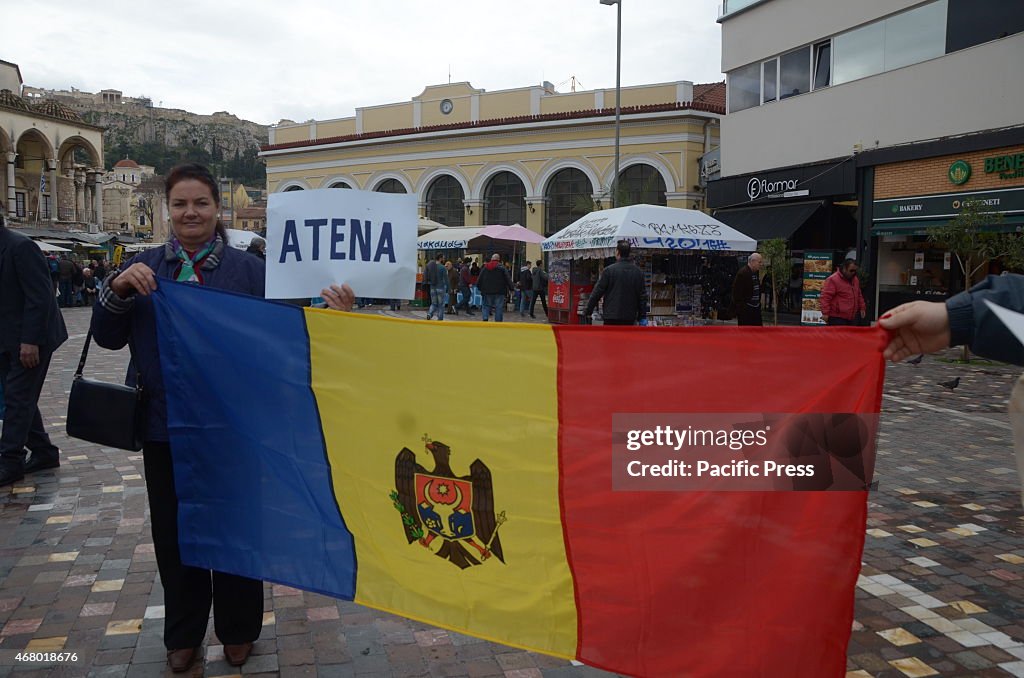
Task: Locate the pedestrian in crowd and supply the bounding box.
[518,260,534,317]
[57,254,75,307]
[71,258,85,306]
[82,267,98,306]
[94,259,108,282]
[389,298,402,311]
[425,253,448,321]
[470,259,481,310]
[245,236,266,259]
[820,258,866,326]
[47,253,60,293]
[584,240,648,326]
[732,252,763,326]
[0,214,68,488]
[458,257,474,316]
[91,163,355,672]
[530,259,549,318]
[879,273,1024,506]
[477,253,513,322]
[446,260,460,315]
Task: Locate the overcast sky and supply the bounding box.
[6,0,723,126]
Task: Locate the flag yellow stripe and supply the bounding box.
[305,310,578,657]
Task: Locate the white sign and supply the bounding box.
[914,252,924,270]
[747,176,799,200]
[266,189,417,300]
[943,252,951,270]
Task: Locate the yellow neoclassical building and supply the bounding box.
[261,79,723,257]
[1,60,105,230]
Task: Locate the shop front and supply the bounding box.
[868,144,1024,315]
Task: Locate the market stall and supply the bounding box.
[415,227,484,306]
[542,205,757,325]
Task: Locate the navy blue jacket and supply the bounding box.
[947,274,1024,366]
[91,244,265,441]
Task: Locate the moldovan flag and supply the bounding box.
[152,282,885,677]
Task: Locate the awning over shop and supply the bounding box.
[712,201,822,242]
[417,227,483,250]
[871,215,1024,237]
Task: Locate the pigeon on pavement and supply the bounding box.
[907,354,924,366]
[939,377,960,391]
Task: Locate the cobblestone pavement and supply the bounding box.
[0,305,1021,677]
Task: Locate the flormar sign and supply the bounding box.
[746,177,799,200]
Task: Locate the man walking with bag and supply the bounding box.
[0,215,68,486]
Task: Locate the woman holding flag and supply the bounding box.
[91,163,354,672]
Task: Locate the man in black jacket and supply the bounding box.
[880,273,1024,507]
[584,241,648,326]
[732,252,763,326]
[477,253,513,322]
[0,217,69,486]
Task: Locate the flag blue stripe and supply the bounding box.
[154,282,356,598]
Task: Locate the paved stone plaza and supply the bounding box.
[1,305,1022,677]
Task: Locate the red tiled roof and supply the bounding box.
[692,82,726,111]
[114,158,140,168]
[262,98,725,153]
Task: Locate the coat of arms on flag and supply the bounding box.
[392,435,506,569]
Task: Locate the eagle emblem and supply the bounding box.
[390,435,506,569]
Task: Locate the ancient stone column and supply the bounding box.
[5,152,15,218]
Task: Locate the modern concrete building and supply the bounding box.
[708,0,1024,316]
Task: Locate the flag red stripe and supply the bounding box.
[554,326,885,676]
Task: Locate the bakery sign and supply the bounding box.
[746,176,809,200]
[873,186,1024,221]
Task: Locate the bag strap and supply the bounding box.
[75,330,94,378]
[75,330,142,390]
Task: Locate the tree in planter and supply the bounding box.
[759,238,790,326]
[927,198,1024,360]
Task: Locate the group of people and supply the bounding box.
[48,254,107,308]
[3,162,1024,675]
[732,252,867,327]
[423,253,549,322]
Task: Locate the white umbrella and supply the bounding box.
[542,204,756,255]
[34,240,71,252]
[417,216,446,235]
[417,227,484,250]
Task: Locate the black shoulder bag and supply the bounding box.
[65,331,144,451]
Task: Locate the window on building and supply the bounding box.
[884,0,947,71]
[426,175,465,227]
[283,185,304,192]
[833,22,885,84]
[617,165,667,207]
[761,59,777,103]
[484,172,527,227]
[813,41,831,89]
[727,62,761,113]
[544,168,592,236]
[15,192,26,217]
[328,181,352,189]
[41,195,51,220]
[947,0,1024,52]
[139,214,146,226]
[779,46,810,99]
[374,178,407,194]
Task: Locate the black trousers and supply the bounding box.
[143,442,263,650]
[529,291,548,316]
[827,317,854,326]
[602,319,635,326]
[0,349,59,469]
[737,307,763,326]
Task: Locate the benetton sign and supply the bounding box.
[873,187,1024,221]
[985,153,1024,180]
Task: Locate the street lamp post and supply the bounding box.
[600,0,621,209]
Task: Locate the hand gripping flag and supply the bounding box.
[153,283,886,677]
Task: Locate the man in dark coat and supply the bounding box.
[477,253,513,322]
[0,217,69,486]
[584,241,648,326]
[732,252,764,326]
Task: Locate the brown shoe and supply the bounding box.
[224,642,253,667]
[167,647,198,673]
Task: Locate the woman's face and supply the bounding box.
[169,178,218,248]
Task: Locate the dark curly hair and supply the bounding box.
[165,163,228,242]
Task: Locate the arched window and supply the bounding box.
[374,178,407,194]
[283,185,304,192]
[544,168,592,235]
[617,164,667,206]
[484,172,526,226]
[426,175,465,227]
[328,181,351,189]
